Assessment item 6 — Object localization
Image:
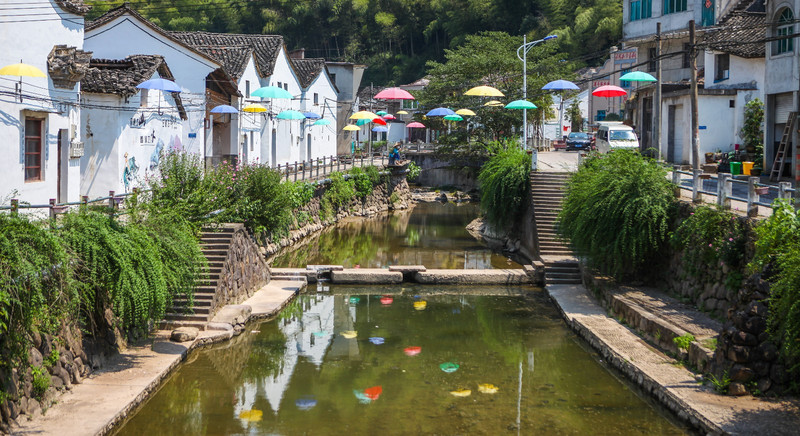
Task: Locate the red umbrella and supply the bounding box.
[592,85,627,98]
[382,114,396,120]
[374,87,415,100]
[373,117,387,126]
[407,122,425,128]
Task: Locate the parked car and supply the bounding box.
[595,122,639,153]
[565,132,591,151]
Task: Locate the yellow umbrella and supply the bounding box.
[350,110,379,120]
[343,124,360,131]
[484,100,504,107]
[242,103,267,113]
[455,108,476,116]
[0,62,46,78]
[464,85,504,97]
[396,110,409,115]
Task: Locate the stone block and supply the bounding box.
[331,269,403,284]
[728,382,747,396]
[730,364,755,382]
[212,305,252,326]
[727,345,752,363]
[744,316,767,336]
[732,330,758,346]
[756,342,778,362]
[414,269,530,285]
[388,265,427,273]
[170,327,199,343]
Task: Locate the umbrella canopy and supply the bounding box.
[210,104,238,114]
[542,79,579,91]
[0,62,45,78]
[303,111,321,119]
[351,110,380,120]
[136,78,182,92]
[356,118,371,126]
[455,108,476,116]
[277,110,306,120]
[376,110,388,116]
[484,100,504,107]
[374,87,415,100]
[382,114,396,120]
[372,118,387,126]
[505,99,537,110]
[396,110,409,115]
[407,122,426,128]
[619,71,657,82]
[251,85,293,99]
[592,85,627,98]
[443,114,463,121]
[313,119,331,126]
[242,103,267,113]
[343,125,360,131]
[425,107,455,116]
[464,85,504,97]
[372,125,388,132]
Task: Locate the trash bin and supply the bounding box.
[731,161,742,176]
[742,161,754,175]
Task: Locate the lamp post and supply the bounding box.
[518,34,557,170]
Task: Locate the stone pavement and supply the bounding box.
[13,280,303,436]
[547,283,800,435]
[536,150,579,172]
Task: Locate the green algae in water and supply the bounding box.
[118,288,685,436]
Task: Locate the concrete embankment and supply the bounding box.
[273,266,535,285]
[14,280,304,436]
[546,283,800,435]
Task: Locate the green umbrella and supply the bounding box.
[356,118,371,126]
[619,71,657,82]
[313,119,331,126]
[443,114,463,121]
[252,85,293,99]
[376,110,388,116]
[276,110,305,120]
[505,99,537,110]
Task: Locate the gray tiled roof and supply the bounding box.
[170,31,284,78]
[292,58,326,88]
[55,0,91,15]
[703,10,766,58]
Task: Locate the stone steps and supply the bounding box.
[531,171,575,264]
[544,260,581,285]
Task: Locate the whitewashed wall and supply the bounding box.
[262,48,304,165]
[237,56,263,165]
[299,71,338,160]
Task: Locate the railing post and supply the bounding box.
[81,195,89,210]
[692,169,702,203]
[746,177,758,217]
[316,159,320,177]
[294,162,298,181]
[10,199,18,217]
[779,181,792,200]
[337,156,341,172]
[323,156,327,176]
[49,198,56,222]
[302,161,306,180]
[109,190,116,210]
[672,166,681,198]
[717,173,731,210]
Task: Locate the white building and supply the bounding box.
[291,53,339,161]
[0,0,91,206]
[326,62,367,154]
[80,56,184,197]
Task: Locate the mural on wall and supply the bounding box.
[122,152,139,193]
[150,138,164,170]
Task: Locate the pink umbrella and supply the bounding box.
[374,87,415,100]
[382,114,396,120]
[592,85,627,98]
[407,122,425,128]
[373,118,387,126]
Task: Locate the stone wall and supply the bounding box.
[213,224,270,312]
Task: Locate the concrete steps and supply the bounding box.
[544,260,582,285]
[531,172,575,259]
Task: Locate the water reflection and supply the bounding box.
[273,202,522,269]
[119,288,684,436]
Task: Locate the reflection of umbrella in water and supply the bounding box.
[369,337,385,344]
[296,397,317,410]
[404,346,422,356]
[440,362,459,373]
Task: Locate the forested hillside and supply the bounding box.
[87,0,621,86]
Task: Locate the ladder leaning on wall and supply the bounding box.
[769,111,797,182]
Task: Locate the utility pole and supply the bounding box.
[689,20,700,170]
[654,22,662,160]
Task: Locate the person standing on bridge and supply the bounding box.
[389,142,402,165]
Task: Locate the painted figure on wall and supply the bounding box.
[123,152,139,193]
[150,138,164,170]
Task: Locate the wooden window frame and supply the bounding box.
[24,118,44,182]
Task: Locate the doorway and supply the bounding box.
[307,133,312,162]
[271,129,277,167]
[667,105,684,164]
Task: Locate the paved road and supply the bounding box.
[536,150,579,172]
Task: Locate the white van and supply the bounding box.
[595,122,639,153]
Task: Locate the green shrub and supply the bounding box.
[673,333,695,351]
[147,150,215,221]
[406,161,421,181]
[31,366,50,398]
[349,167,373,199]
[478,146,531,228]
[558,150,676,280]
[321,172,356,213]
[286,181,315,209]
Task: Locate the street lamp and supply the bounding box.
[517,34,557,171]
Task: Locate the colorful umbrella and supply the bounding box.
[396,110,409,115]
[0,62,45,78]
[592,85,627,98]
[619,71,657,82]
[455,108,476,116]
[464,85,504,97]
[505,99,537,110]
[210,104,238,114]
[372,125,388,132]
[376,110,388,116]
[542,79,579,91]
[382,114,396,120]
[443,114,463,121]
[313,119,331,126]
[372,118,387,126]
[277,110,306,120]
[369,337,385,344]
[426,107,455,116]
[136,78,182,92]
[484,100,504,107]
[252,85,293,99]
[404,346,422,356]
[374,87,415,100]
[351,110,380,120]
[243,103,267,113]
[303,111,321,119]
[440,362,460,373]
[343,125,360,131]
[407,122,425,128]
[341,330,358,338]
[356,118,372,126]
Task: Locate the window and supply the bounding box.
[314,93,319,105]
[774,8,795,55]
[402,99,419,109]
[284,83,288,91]
[620,68,632,88]
[683,43,691,68]
[715,53,730,81]
[663,0,687,14]
[629,0,652,21]
[245,80,250,98]
[277,81,282,89]
[648,47,657,72]
[24,118,44,182]
[139,88,148,107]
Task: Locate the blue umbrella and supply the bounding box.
[136,78,181,92]
[313,119,331,126]
[276,110,306,120]
[210,104,238,114]
[303,111,321,119]
[372,125,388,132]
[425,107,455,116]
[542,79,579,91]
[252,85,293,99]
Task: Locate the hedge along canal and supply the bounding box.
[114,202,686,435]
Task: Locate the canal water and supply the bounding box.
[273,202,522,269]
[118,289,683,435]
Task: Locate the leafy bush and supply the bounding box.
[478,146,531,228]
[31,366,50,399]
[147,151,214,222]
[558,150,676,280]
[750,200,800,383]
[406,161,421,181]
[673,333,695,351]
[349,167,373,199]
[286,181,315,209]
[321,172,356,218]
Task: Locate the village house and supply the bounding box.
[0,0,91,206]
[289,51,340,163]
[325,62,367,155]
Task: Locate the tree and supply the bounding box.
[566,100,583,132]
[741,98,764,167]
